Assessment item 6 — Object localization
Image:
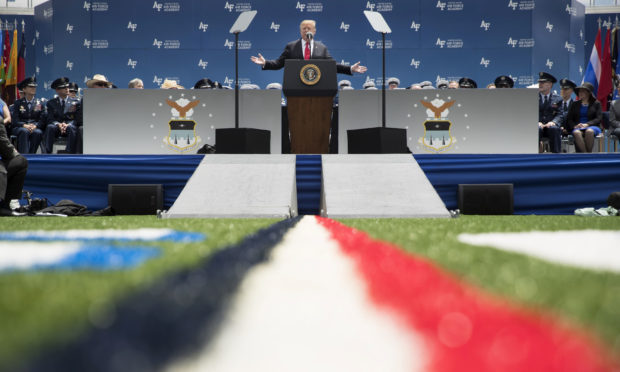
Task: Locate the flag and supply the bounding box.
[2,29,10,79]
[583,28,602,96]
[2,29,19,105]
[598,28,613,111]
[0,30,4,86]
[16,30,25,98]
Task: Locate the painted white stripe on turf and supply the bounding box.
[458,230,620,272]
[0,228,179,241]
[166,216,427,372]
[0,242,80,270]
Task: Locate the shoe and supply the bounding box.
[0,207,14,216]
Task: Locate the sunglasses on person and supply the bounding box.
[94,82,108,87]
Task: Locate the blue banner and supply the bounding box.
[32,0,586,94]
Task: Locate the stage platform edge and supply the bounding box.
[320,154,451,218]
[161,155,297,218]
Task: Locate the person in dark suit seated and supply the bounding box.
[11,77,47,154]
[0,119,27,216]
[250,19,367,75]
[538,72,564,153]
[42,77,81,154]
[564,82,602,153]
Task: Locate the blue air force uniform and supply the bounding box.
[538,72,564,153]
[43,77,81,154]
[11,77,46,154]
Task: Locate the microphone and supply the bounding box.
[306,32,313,40]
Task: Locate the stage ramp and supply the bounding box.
[320,154,451,218]
[162,155,297,218]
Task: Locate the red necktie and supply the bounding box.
[304,42,310,60]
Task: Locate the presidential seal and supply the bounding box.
[300,63,321,85]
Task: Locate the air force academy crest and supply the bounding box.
[419,99,455,152]
[165,98,201,152]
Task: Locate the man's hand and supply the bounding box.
[351,61,367,74]
[59,122,68,135]
[251,53,266,66]
[24,124,36,133]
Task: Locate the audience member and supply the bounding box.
[494,75,514,88]
[0,118,27,216]
[409,83,422,90]
[558,78,576,131]
[128,78,144,89]
[86,74,113,88]
[362,81,376,90]
[0,98,11,127]
[160,79,184,89]
[193,78,222,89]
[458,77,477,88]
[12,77,46,154]
[448,80,459,89]
[565,82,602,153]
[609,94,620,143]
[43,77,81,154]
[266,82,283,90]
[538,72,563,153]
[338,80,351,89]
[486,83,496,89]
[387,77,400,89]
[437,79,449,89]
[68,82,80,98]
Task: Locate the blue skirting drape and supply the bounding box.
[22,154,620,215]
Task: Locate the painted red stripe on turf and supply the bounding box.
[316,216,619,372]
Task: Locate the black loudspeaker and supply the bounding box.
[347,127,409,154]
[458,184,514,215]
[108,184,163,215]
[215,128,271,154]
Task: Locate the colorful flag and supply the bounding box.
[16,30,25,98]
[2,29,10,79]
[0,29,4,86]
[583,28,602,95]
[3,29,19,105]
[598,28,613,111]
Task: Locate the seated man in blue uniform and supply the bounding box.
[42,77,81,154]
[538,72,564,153]
[250,19,367,75]
[11,77,46,154]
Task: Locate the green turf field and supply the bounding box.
[0,215,619,369]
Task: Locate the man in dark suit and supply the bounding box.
[43,77,81,154]
[11,77,47,154]
[250,19,367,75]
[0,118,27,216]
[538,72,564,153]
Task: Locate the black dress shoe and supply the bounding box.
[0,207,14,216]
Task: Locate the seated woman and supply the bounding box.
[564,82,602,153]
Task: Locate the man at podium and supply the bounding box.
[251,20,367,75]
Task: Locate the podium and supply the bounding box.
[283,59,337,154]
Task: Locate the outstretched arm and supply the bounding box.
[350,61,367,74]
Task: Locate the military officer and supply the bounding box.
[494,75,514,88]
[538,72,564,153]
[11,77,46,154]
[43,77,81,154]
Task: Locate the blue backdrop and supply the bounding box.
[32,0,585,93]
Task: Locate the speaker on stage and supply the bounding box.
[108,184,163,215]
[347,127,408,154]
[215,128,271,154]
[458,184,514,215]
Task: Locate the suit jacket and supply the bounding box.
[0,122,19,162]
[609,99,620,130]
[263,39,353,75]
[12,97,47,131]
[538,92,564,125]
[46,96,81,127]
[564,100,602,132]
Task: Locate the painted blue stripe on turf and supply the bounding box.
[0,230,205,243]
[43,244,160,271]
[18,217,302,372]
